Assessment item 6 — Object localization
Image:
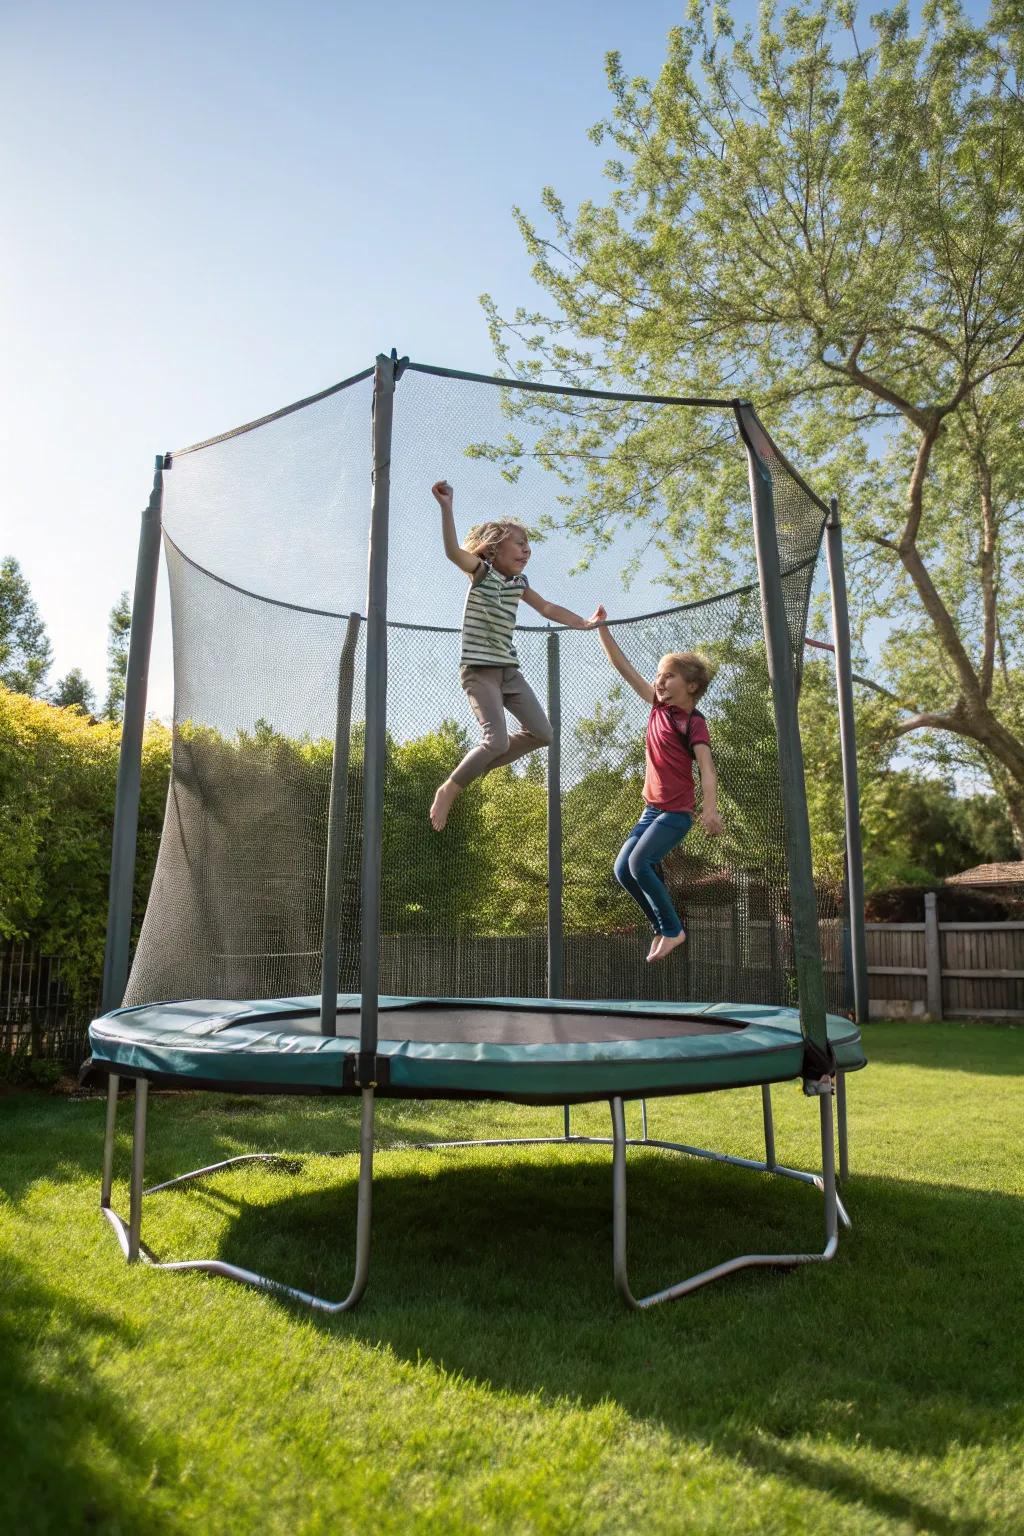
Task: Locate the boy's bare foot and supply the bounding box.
[651,931,686,962]
[646,936,661,962]
[430,779,461,831]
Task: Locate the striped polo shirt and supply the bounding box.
[460,560,528,666]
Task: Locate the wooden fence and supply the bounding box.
[4,902,1020,1065]
[866,893,1024,1020]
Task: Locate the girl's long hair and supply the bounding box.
[462,519,530,562]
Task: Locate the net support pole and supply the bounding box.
[100,457,164,1014]
[358,355,395,1082]
[825,498,869,1025]
[320,612,362,1035]
[738,409,831,1075]
[547,628,564,998]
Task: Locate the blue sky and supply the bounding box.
[0,0,985,720]
[4,0,718,716]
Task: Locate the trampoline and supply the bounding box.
[90,353,869,1311]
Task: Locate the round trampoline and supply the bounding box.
[90,353,869,1311]
[91,994,865,1101]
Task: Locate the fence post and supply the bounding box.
[924,892,943,1020]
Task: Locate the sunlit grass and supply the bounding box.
[1,1021,1021,1534]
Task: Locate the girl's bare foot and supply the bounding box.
[646,936,662,962]
[651,931,686,962]
[429,779,461,831]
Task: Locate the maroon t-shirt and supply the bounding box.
[643,703,711,813]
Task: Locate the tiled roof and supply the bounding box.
[944,861,1024,886]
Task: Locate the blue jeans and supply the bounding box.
[614,805,693,937]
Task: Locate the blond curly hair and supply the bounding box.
[659,651,715,699]
[462,519,530,562]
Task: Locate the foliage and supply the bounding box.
[0,556,52,697]
[104,590,131,722]
[51,667,97,713]
[481,0,1024,845]
[1,668,1013,1012]
[0,685,170,1003]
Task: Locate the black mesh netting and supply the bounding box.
[123,363,845,1013]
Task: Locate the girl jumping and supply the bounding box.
[595,610,724,960]
[429,479,603,831]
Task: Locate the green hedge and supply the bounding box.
[0,686,170,1005]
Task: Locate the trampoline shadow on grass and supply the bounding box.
[134,1147,1021,1454]
[183,1155,1020,1536]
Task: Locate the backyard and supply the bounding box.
[0,1019,1021,1534]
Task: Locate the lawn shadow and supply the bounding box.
[0,1256,181,1534]
[169,1146,1021,1443]
[74,1099,1023,1536]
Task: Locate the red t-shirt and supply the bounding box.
[643,703,711,813]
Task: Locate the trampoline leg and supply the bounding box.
[128,1078,149,1263]
[836,1070,849,1182]
[819,1086,839,1247]
[563,1105,571,1140]
[98,1086,376,1312]
[640,1098,649,1143]
[761,1084,777,1171]
[348,1087,376,1306]
[610,1097,635,1309]
[609,1086,840,1309]
[101,1073,120,1208]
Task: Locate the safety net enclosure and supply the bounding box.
[89,352,868,1312]
[122,361,846,1025]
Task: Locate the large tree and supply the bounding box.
[0,557,52,696]
[52,667,97,714]
[481,0,1024,845]
[104,590,131,722]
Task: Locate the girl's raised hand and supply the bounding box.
[586,605,607,629]
[431,480,453,511]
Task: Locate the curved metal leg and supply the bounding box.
[761,1084,777,1170]
[101,1072,120,1208]
[100,1080,376,1313]
[611,1088,840,1309]
[836,1070,849,1182]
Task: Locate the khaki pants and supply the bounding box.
[450,665,554,788]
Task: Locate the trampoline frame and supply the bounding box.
[95,350,868,1311]
[98,1069,848,1312]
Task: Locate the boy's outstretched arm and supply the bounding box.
[431,480,481,575]
[594,609,655,704]
[519,587,603,629]
[693,743,725,835]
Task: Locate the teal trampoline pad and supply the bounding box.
[88,996,866,1105]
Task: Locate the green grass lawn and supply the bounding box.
[1,1020,1021,1535]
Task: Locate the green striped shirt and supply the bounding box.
[461,561,528,665]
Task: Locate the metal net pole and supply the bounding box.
[825,499,869,1024]
[737,407,831,1074]
[358,355,395,1081]
[101,456,164,1013]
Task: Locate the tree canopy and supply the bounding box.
[52,667,97,714]
[0,557,52,697]
[104,590,131,722]
[481,0,1024,846]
